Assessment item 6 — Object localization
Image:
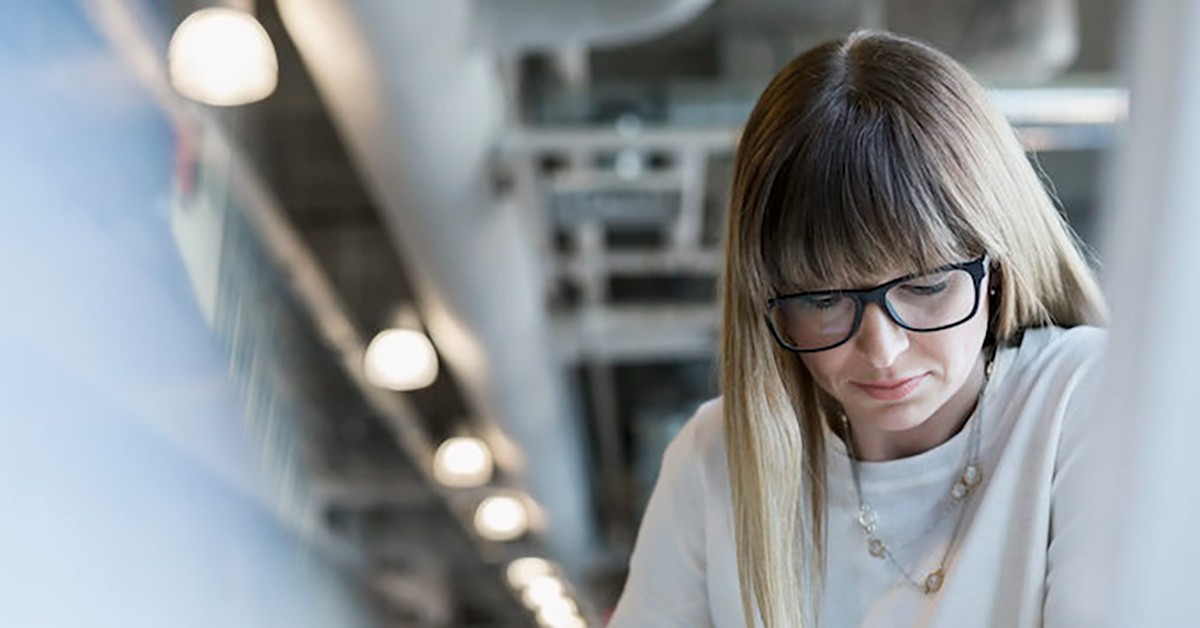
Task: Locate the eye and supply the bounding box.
[796,294,842,310]
[900,280,949,296]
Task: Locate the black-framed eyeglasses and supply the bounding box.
[765,255,989,353]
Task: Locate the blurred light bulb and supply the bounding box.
[433,436,494,487]
[506,557,554,590]
[535,595,579,626]
[543,615,587,628]
[521,575,564,608]
[542,614,588,628]
[363,328,438,391]
[474,495,529,541]
[168,8,278,106]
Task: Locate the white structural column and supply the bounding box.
[275,0,597,572]
[1085,0,1200,624]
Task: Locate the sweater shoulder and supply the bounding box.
[663,397,729,486]
[1011,325,1107,377]
[683,397,726,450]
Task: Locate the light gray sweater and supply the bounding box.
[611,326,1106,627]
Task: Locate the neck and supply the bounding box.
[848,352,989,462]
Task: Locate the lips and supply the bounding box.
[851,374,927,401]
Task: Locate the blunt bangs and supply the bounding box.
[759,91,984,295]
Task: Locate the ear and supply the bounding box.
[985,262,1003,346]
[987,260,1003,295]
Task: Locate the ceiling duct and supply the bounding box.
[969,0,1080,84]
[887,0,1082,84]
[715,0,1082,86]
[471,0,715,53]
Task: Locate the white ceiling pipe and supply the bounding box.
[471,0,714,53]
[275,0,600,576]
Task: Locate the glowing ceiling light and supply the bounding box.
[506,557,554,590]
[535,595,579,627]
[433,436,494,488]
[474,494,530,541]
[521,574,565,609]
[168,7,278,106]
[363,328,439,391]
[543,615,587,628]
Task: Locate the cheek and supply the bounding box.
[961,299,990,350]
[923,308,989,375]
[799,352,846,395]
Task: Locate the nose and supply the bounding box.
[854,303,909,368]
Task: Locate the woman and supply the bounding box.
[609,30,1107,627]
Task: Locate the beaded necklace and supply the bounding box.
[841,356,993,594]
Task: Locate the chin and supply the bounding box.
[850,397,937,433]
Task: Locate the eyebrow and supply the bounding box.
[784,260,964,295]
[793,268,921,294]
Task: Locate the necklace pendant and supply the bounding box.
[963,464,983,486]
[950,479,970,501]
[923,569,945,594]
[857,506,877,532]
[867,537,886,559]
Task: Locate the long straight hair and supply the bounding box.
[719,30,1106,627]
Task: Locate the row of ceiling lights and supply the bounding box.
[169,7,589,625]
[365,328,587,627]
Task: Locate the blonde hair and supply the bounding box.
[719,30,1106,627]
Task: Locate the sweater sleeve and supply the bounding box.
[608,412,714,627]
[1042,327,1111,627]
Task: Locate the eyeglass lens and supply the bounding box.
[769,267,978,351]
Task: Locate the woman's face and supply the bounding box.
[798,265,990,459]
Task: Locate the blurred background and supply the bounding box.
[0,0,1161,626]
